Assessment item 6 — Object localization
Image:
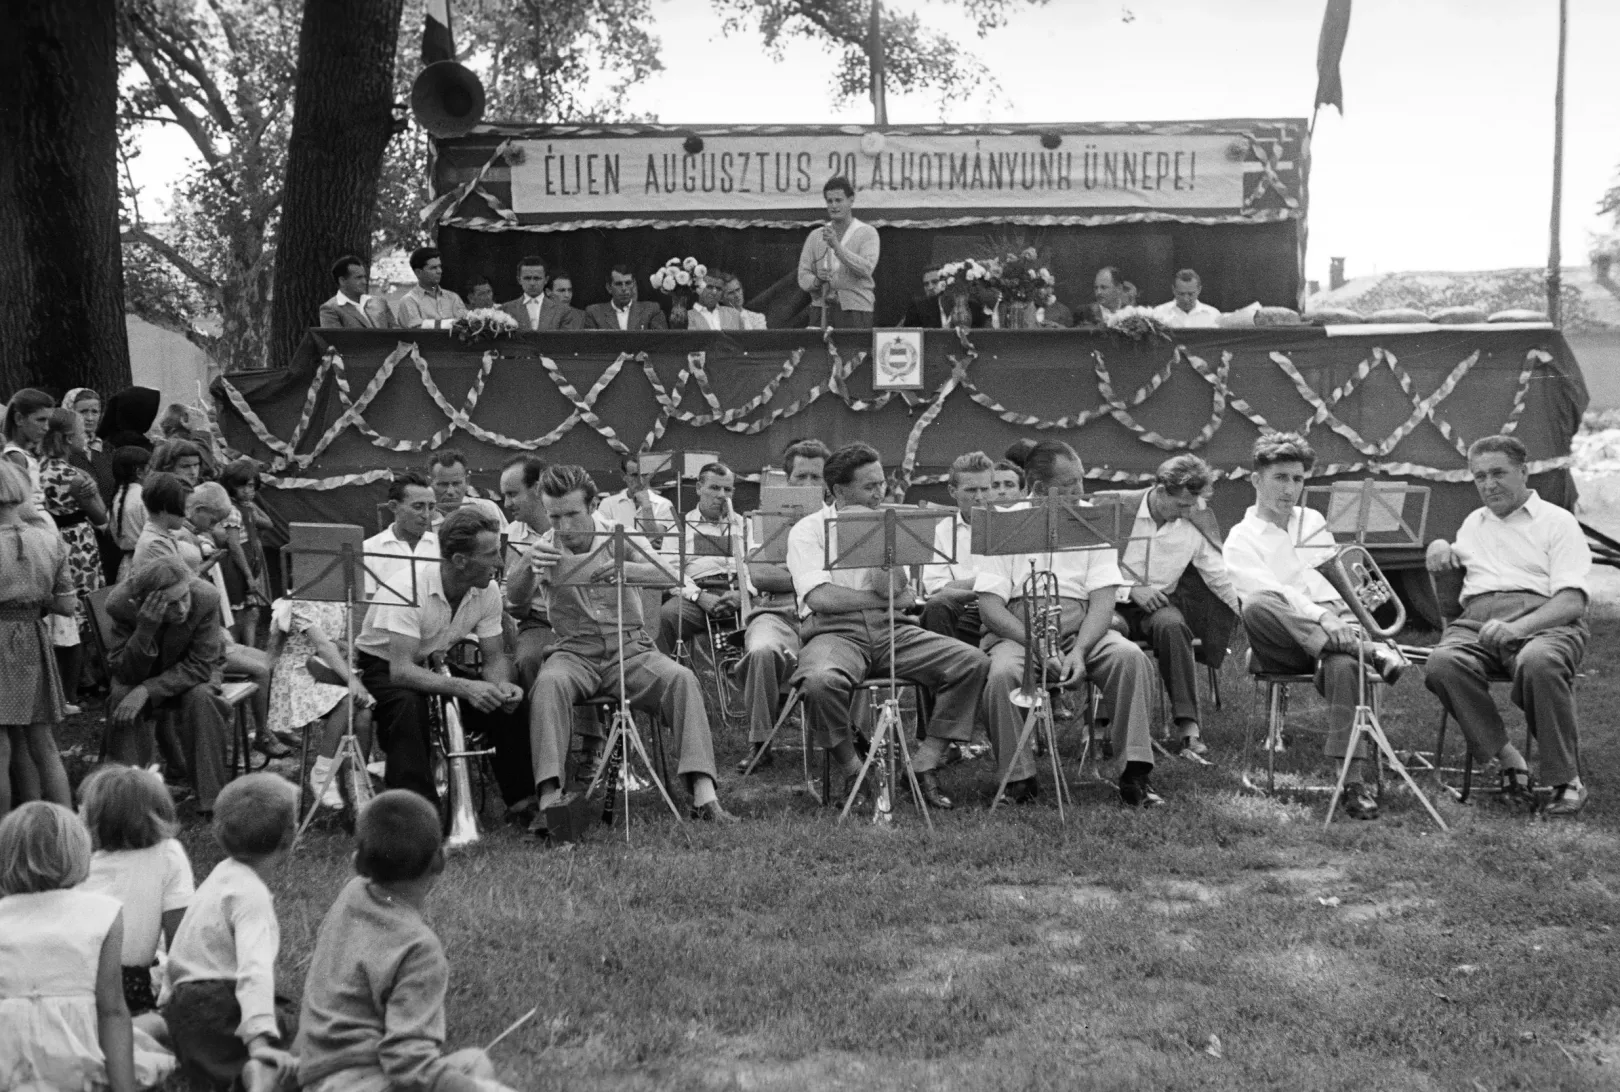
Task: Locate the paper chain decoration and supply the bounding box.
[218,334,1568,492]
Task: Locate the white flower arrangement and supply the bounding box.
[452,307,520,343]
[651,257,707,295]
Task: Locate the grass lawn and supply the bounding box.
[66,594,1620,1091]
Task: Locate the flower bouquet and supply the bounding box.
[990,248,1055,304]
[1103,305,1171,343]
[452,307,519,344]
[651,257,707,328]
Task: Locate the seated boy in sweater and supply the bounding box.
[294,791,517,1092]
[163,773,301,1092]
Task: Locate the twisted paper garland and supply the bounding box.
[223,336,1557,493]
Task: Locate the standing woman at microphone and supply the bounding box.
[796,176,880,329]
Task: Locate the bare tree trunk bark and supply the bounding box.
[268,0,408,371]
[0,0,132,396]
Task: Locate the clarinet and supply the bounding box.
[599,737,625,825]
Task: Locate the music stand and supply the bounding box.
[1291,481,1446,831]
[282,524,420,847]
[555,527,685,842]
[640,449,718,543]
[823,506,955,828]
[971,499,1109,821]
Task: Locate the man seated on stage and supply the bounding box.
[364,471,439,606]
[919,451,994,645]
[596,454,675,549]
[353,508,529,810]
[426,448,507,533]
[1222,432,1404,821]
[655,462,745,655]
[1423,434,1592,816]
[786,442,989,810]
[583,265,668,331]
[977,440,1160,807]
[735,439,827,772]
[1102,454,1240,760]
[1151,269,1221,329]
[722,273,769,330]
[105,557,233,815]
[525,465,738,826]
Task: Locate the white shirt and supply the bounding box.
[81,840,195,967]
[787,503,896,618]
[1453,490,1591,601]
[597,490,676,541]
[739,309,768,330]
[973,503,1125,603]
[1222,504,1340,622]
[394,285,466,329]
[1151,299,1222,328]
[669,506,752,601]
[522,295,544,325]
[327,291,380,326]
[165,857,280,1041]
[612,302,633,330]
[922,511,977,596]
[689,303,723,330]
[355,558,503,661]
[1117,494,1240,610]
[362,525,440,606]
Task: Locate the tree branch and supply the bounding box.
[120,26,223,166]
[130,6,237,133]
[121,227,222,299]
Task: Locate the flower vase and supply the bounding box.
[1005,301,1039,329]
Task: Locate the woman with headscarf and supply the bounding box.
[96,386,160,452]
[38,409,107,714]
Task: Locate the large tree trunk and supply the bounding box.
[268,0,407,371]
[0,0,132,397]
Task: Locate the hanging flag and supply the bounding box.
[423,0,454,65]
[1314,0,1352,115]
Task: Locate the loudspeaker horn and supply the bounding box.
[410,61,486,139]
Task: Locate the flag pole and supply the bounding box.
[869,0,888,125]
[1547,0,1567,325]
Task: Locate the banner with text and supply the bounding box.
[508,133,1248,217]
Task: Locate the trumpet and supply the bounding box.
[1010,567,1063,708]
[1315,543,1406,642]
[434,664,483,849]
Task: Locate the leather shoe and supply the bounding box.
[1341,782,1380,821]
[1545,782,1587,818]
[917,769,955,810]
[1001,777,1040,805]
[736,742,773,774]
[690,800,741,824]
[1119,763,1163,808]
[1371,646,1406,686]
[252,733,292,759]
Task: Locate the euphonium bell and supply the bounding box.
[1010,567,1063,708]
[1314,543,1406,641]
[435,664,483,849]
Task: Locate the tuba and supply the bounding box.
[1315,544,1406,641]
[1010,567,1063,708]
[434,664,484,849]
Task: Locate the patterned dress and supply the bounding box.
[40,455,105,643]
[267,599,352,735]
[0,523,70,725]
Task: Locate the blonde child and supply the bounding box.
[0,801,175,1091]
[294,791,517,1092]
[162,774,299,1092]
[77,765,197,1024]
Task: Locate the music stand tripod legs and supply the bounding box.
[1324,648,1449,831]
[990,690,1071,821]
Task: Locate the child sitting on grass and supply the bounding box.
[0,801,175,1091]
[162,773,300,1092]
[294,790,518,1092]
[78,764,196,1032]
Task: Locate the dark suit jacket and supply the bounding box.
[898,295,987,328]
[1092,487,1238,668]
[582,301,668,331]
[106,577,226,700]
[500,297,585,331]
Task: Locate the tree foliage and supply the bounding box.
[120,0,663,371]
[710,0,1045,114]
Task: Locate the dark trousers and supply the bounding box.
[1240,593,1365,760]
[1423,591,1585,786]
[106,681,231,811]
[1118,601,1199,724]
[358,654,533,808]
[792,609,988,767]
[920,585,982,646]
[164,979,297,1092]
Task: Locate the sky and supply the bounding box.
[128,0,1619,287]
